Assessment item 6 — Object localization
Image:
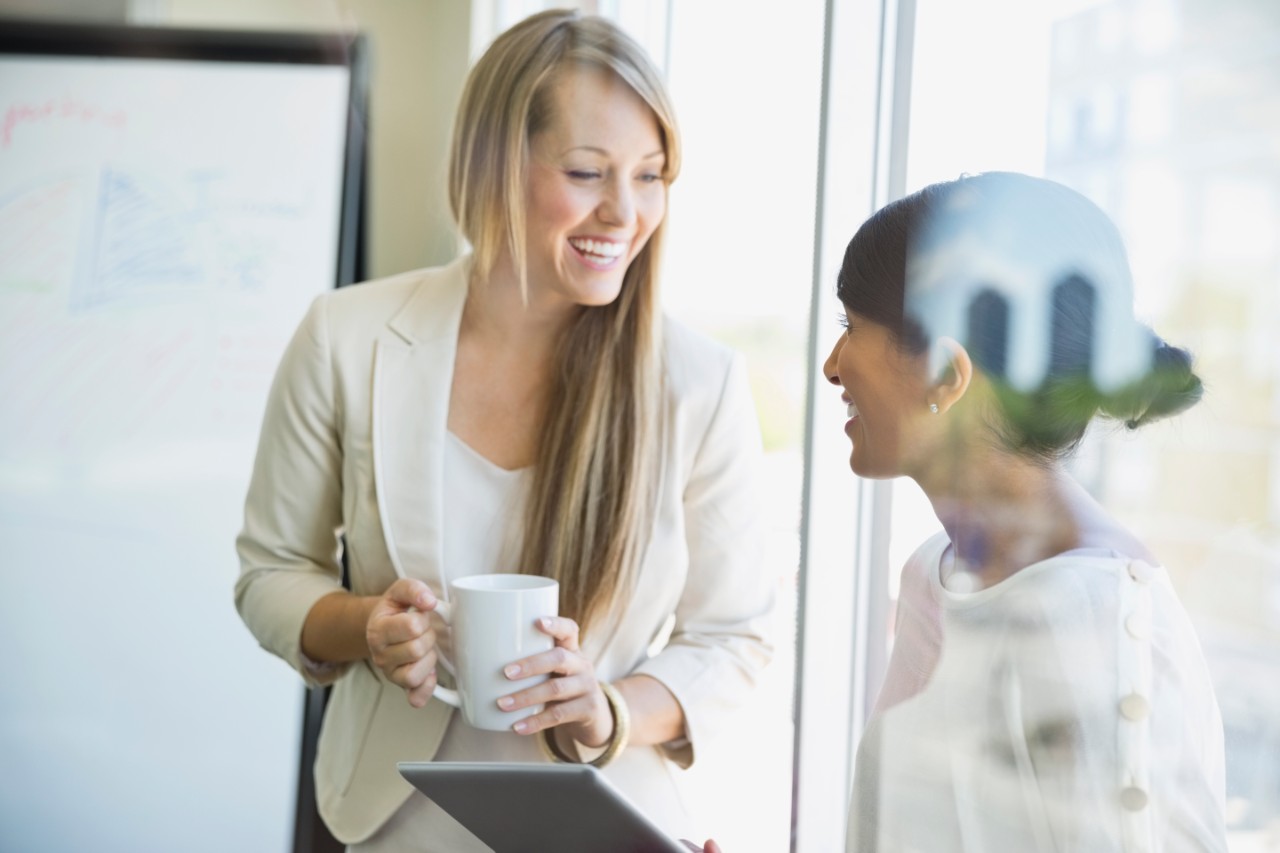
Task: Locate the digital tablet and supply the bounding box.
[397,761,693,853]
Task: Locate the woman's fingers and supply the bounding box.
[392,648,438,709]
[508,691,599,735]
[533,615,580,651]
[369,608,439,704]
[498,672,594,712]
[399,655,440,701]
[366,580,438,655]
[361,581,446,706]
[498,627,612,743]
[504,643,583,680]
[390,648,438,690]
[375,609,432,646]
[373,626,437,669]
[405,669,439,709]
[500,645,612,744]
[383,577,437,612]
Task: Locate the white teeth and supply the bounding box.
[846,402,859,418]
[570,238,626,258]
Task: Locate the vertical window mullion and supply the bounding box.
[792,0,917,849]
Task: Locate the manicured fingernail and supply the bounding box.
[539,617,553,629]
[504,664,521,678]
[497,696,515,709]
[513,720,528,733]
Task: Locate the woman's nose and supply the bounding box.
[823,338,843,386]
[599,178,637,227]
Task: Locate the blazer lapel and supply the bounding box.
[372,256,470,584]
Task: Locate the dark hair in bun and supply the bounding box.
[1103,338,1204,429]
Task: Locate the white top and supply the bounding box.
[847,532,1228,852]
[435,431,538,764]
[354,435,539,851]
[438,431,529,593]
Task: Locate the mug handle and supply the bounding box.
[426,599,461,709]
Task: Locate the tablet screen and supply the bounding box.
[397,761,692,853]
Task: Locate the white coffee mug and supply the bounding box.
[432,574,559,731]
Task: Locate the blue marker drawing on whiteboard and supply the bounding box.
[74,165,205,312]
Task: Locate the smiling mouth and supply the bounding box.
[568,237,627,269]
[844,400,860,435]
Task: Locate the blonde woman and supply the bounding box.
[235,9,773,851]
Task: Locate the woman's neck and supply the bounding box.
[462,258,582,357]
[449,261,574,469]
[917,448,1087,587]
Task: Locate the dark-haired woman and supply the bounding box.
[700,172,1227,853]
[832,172,1227,852]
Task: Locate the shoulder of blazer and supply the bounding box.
[660,313,740,401]
[319,255,471,346]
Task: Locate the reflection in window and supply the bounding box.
[967,288,1011,378]
[906,0,1280,846]
[1049,274,1095,377]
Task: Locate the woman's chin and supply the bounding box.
[849,452,893,480]
[570,277,626,308]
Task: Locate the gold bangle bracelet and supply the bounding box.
[537,724,577,764]
[591,681,631,768]
[538,681,631,769]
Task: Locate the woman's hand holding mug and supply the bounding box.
[424,574,561,731]
[499,615,613,747]
[365,578,440,708]
[364,574,611,745]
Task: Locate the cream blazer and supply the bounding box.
[235,257,775,844]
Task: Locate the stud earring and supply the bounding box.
[929,403,939,414]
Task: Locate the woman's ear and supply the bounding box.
[927,337,972,414]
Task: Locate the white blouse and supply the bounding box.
[435,431,539,764]
[847,532,1228,852]
[354,435,536,852]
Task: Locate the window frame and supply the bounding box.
[790,0,918,849]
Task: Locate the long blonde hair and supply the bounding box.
[447,9,681,633]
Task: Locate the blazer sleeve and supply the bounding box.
[633,352,776,768]
[234,294,351,688]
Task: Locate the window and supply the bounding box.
[893,0,1280,845]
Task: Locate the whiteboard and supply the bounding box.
[0,30,359,853]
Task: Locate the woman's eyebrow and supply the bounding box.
[561,145,665,160]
